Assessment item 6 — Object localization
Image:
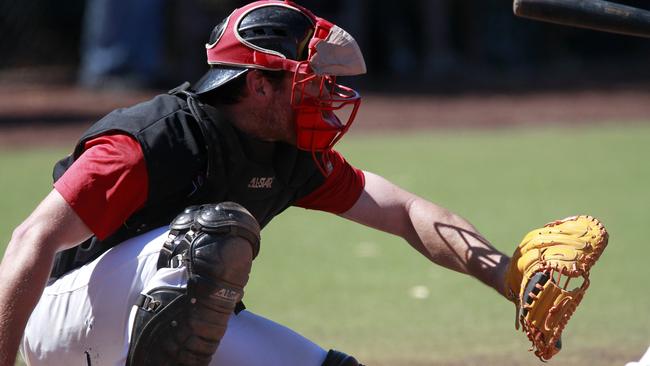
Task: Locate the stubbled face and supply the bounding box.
[252,71,349,149]
[265,74,297,145]
[270,73,340,147]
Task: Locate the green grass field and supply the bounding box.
[2,124,650,365]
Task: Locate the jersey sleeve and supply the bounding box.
[53,133,148,240]
[294,150,365,214]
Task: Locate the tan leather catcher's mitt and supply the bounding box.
[505,215,609,361]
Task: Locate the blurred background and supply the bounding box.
[2,0,650,139]
[2,1,650,365]
[1,0,650,91]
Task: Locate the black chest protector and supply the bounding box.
[50,83,325,278]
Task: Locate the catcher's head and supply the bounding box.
[193,0,366,164]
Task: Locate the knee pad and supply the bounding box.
[127,202,260,366]
[322,349,364,366]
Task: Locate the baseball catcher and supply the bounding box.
[0,1,609,365]
[506,215,609,361]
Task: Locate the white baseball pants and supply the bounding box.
[21,227,326,366]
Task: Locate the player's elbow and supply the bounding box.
[12,219,43,245]
[7,220,58,260]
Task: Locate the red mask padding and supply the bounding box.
[291,62,361,153]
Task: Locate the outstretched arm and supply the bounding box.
[0,190,92,365]
[340,171,510,297]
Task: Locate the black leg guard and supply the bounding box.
[322,349,365,366]
[127,202,260,366]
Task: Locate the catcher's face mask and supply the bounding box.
[195,0,366,174]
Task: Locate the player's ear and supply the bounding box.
[245,70,271,101]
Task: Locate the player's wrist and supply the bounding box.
[494,255,513,299]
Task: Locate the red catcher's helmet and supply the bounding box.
[192,0,366,175]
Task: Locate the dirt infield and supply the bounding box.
[1,84,650,148]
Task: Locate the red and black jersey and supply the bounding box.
[51,88,364,277]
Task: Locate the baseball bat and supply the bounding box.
[513,0,650,38]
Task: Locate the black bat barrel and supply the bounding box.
[514,0,650,38]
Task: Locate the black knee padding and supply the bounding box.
[128,202,261,366]
[158,202,260,270]
[195,202,260,250]
[195,202,261,255]
[322,349,364,366]
[182,203,260,311]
